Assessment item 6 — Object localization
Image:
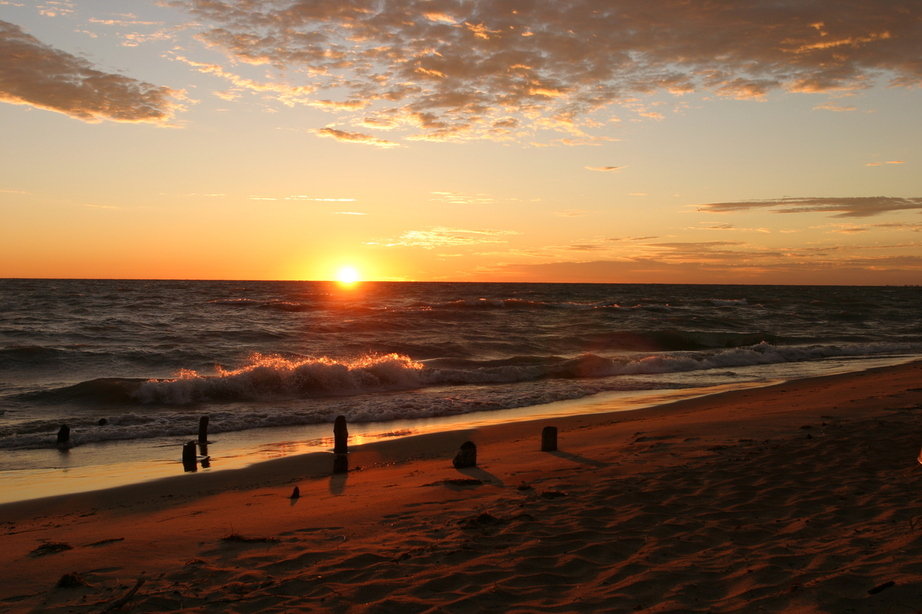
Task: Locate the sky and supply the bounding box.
[1,0,920,284]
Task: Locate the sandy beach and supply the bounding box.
[2,360,921,613]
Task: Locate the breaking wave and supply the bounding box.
[21,341,919,409]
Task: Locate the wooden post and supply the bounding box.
[198,415,209,444]
[452,441,477,468]
[56,425,70,448]
[333,415,348,454]
[182,441,197,472]
[541,426,558,452]
[333,453,349,474]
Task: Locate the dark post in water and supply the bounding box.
[182,441,197,472]
[541,426,558,452]
[333,415,349,454]
[198,415,209,444]
[452,441,477,468]
[56,424,71,448]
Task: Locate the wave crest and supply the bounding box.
[136,352,425,404]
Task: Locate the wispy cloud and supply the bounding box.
[691,223,772,233]
[865,160,906,166]
[315,127,400,148]
[0,20,180,123]
[430,191,495,205]
[585,166,623,172]
[248,195,356,202]
[87,17,163,27]
[490,241,922,283]
[36,1,73,18]
[171,53,315,106]
[813,103,858,112]
[170,0,922,142]
[697,196,922,218]
[284,195,357,202]
[373,227,517,249]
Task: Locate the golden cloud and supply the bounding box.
[0,20,180,123]
[166,0,922,143]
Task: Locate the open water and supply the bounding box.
[2,279,920,457]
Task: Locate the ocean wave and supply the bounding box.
[0,345,70,367]
[135,352,426,404]
[20,341,920,409]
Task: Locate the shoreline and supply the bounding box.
[1,354,914,505]
[2,360,921,611]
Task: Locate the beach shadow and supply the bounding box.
[547,450,609,468]
[329,472,347,495]
[456,466,504,487]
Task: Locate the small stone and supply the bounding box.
[56,573,87,588]
[452,441,477,468]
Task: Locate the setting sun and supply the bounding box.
[336,266,361,285]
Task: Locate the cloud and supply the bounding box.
[567,244,606,251]
[865,160,906,166]
[374,227,517,249]
[284,195,357,202]
[691,223,772,233]
[36,1,74,18]
[0,20,179,123]
[488,239,922,284]
[814,103,858,112]
[585,166,623,172]
[87,18,163,27]
[492,255,922,284]
[875,222,922,232]
[315,127,400,148]
[171,53,315,106]
[430,191,495,205]
[249,194,356,202]
[170,0,922,142]
[697,196,922,218]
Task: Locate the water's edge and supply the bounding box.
[1,355,913,505]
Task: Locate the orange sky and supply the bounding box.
[1,1,920,283]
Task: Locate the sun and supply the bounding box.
[335,266,362,285]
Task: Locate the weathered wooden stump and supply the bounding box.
[452,441,477,468]
[182,441,197,472]
[198,415,209,444]
[333,415,349,454]
[56,424,71,448]
[333,453,349,474]
[541,426,558,451]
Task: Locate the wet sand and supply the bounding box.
[2,361,921,612]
